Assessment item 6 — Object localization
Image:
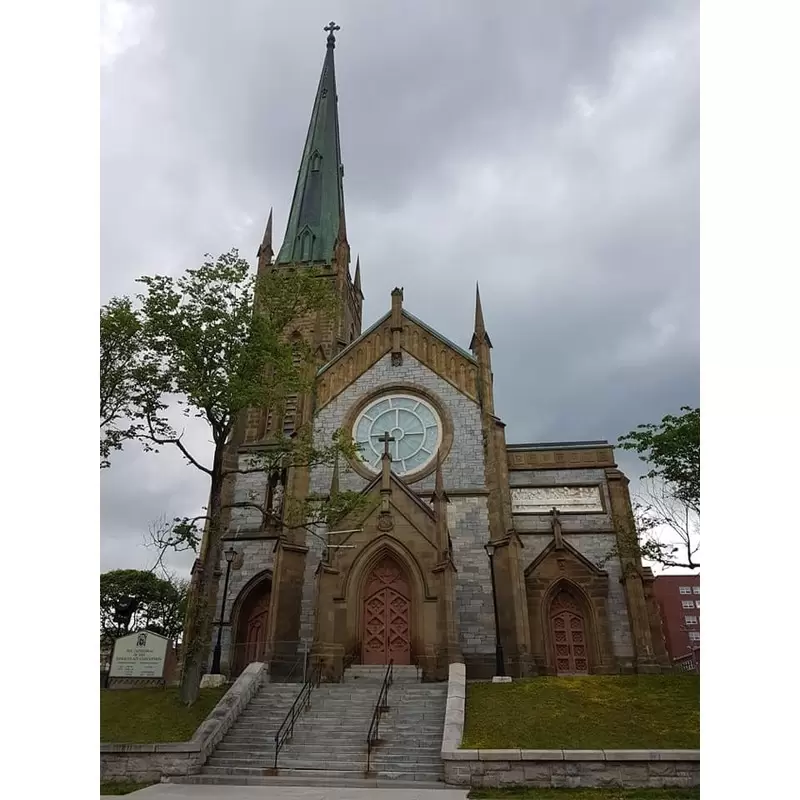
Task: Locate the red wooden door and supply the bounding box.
[362,558,411,665]
[233,589,270,676]
[550,591,589,674]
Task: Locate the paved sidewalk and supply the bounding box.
[102,784,469,800]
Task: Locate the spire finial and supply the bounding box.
[257,208,273,259]
[470,282,493,351]
[324,20,340,48]
[354,255,362,292]
[475,282,485,332]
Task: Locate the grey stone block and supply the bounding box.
[520,749,565,760]
[603,749,653,761]
[479,749,522,761]
[564,749,605,761]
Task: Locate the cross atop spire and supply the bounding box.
[324,20,340,48]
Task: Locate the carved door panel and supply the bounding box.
[550,591,589,674]
[233,590,270,676]
[362,558,411,665]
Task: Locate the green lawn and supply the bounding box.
[462,675,699,750]
[469,790,700,800]
[100,686,229,743]
[100,781,155,796]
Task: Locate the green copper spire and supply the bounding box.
[276,22,347,265]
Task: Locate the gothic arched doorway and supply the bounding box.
[361,556,411,665]
[232,577,271,677]
[549,589,589,675]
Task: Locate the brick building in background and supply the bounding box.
[653,574,700,671]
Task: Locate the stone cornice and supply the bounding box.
[507,446,616,471]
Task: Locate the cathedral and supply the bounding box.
[206,25,670,681]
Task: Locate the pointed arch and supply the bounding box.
[542,577,598,675]
[340,535,432,666]
[230,569,273,677]
[343,534,431,602]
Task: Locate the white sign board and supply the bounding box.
[511,486,604,514]
[109,630,169,679]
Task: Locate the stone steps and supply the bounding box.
[196,663,447,785]
[199,766,444,782]
[171,774,448,789]
[207,754,443,768]
[213,745,443,758]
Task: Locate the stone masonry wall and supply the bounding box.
[310,351,494,657]
[447,497,495,657]
[298,524,326,649]
[443,752,700,789]
[520,532,634,660]
[227,453,269,530]
[209,539,276,673]
[510,468,634,660]
[310,351,486,494]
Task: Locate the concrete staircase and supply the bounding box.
[177,664,448,788]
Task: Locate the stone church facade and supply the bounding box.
[204,26,670,681]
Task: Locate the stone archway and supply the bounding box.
[361,556,411,665]
[231,576,271,677]
[549,588,589,675]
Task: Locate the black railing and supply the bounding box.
[282,650,310,684]
[272,660,321,770]
[365,660,393,774]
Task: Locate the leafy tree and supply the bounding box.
[617,407,700,570]
[100,569,187,643]
[618,406,699,514]
[107,249,364,704]
[100,297,144,468]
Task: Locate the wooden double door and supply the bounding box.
[550,590,589,675]
[361,557,411,665]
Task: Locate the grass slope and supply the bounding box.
[469,789,700,800]
[462,675,699,750]
[100,686,228,743]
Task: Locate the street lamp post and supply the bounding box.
[484,542,506,677]
[210,546,237,675]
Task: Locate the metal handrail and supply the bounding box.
[273,660,320,770]
[365,660,394,774]
[283,649,310,684]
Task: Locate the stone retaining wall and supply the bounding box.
[101,662,267,784]
[440,663,700,789]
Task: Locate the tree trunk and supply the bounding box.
[179,445,226,705]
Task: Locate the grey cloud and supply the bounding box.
[101,0,698,575]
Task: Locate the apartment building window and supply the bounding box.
[695,600,700,609]
[684,616,698,625]
[693,586,700,594]
[679,586,692,595]
[688,631,700,641]
[682,600,694,609]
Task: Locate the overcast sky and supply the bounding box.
[100,0,699,578]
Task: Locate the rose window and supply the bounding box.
[353,394,442,476]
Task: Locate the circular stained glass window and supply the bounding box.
[353,394,442,477]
